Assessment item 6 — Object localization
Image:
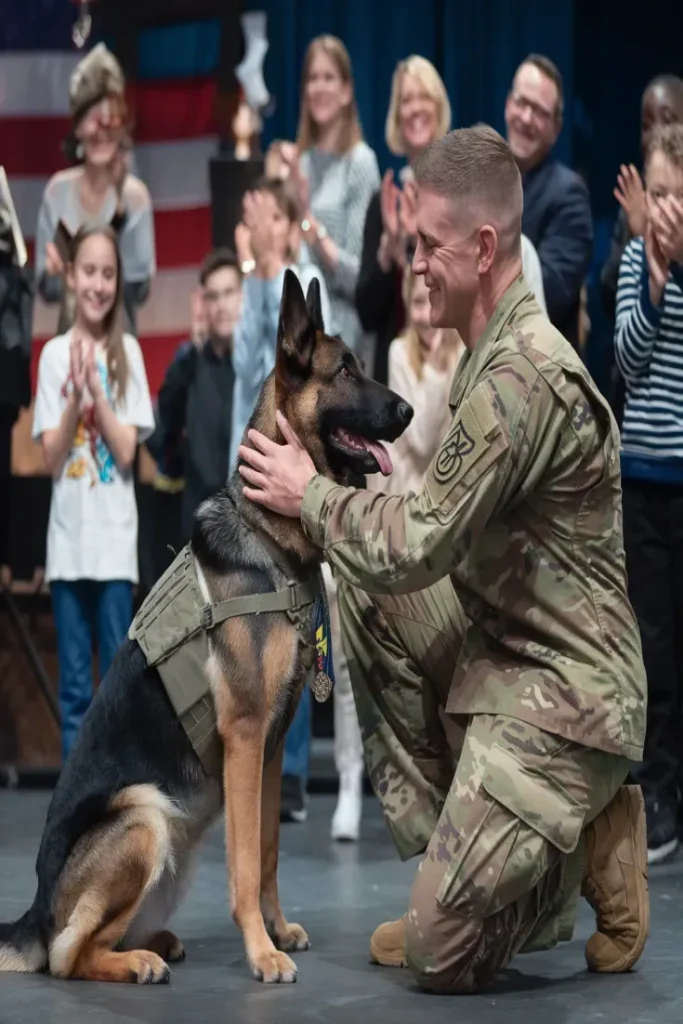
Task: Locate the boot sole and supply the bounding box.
[590,785,650,974]
[369,948,407,968]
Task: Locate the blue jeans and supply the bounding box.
[51,579,133,761]
[283,682,312,783]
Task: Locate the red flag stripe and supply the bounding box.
[153,205,213,270]
[128,78,219,144]
[0,116,71,177]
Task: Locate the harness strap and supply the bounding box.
[201,577,320,630]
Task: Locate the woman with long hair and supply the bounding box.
[279,35,380,361]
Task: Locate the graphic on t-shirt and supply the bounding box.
[61,360,116,487]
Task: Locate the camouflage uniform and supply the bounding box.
[300,275,648,993]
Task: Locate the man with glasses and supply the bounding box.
[504,54,593,349]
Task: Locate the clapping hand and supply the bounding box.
[242,189,279,276]
[84,341,103,401]
[378,170,418,272]
[69,334,86,399]
[278,145,309,217]
[615,164,647,238]
[651,194,683,264]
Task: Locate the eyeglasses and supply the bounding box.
[509,91,556,123]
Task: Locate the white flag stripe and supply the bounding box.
[0,53,80,115]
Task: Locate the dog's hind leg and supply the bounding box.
[48,785,175,985]
[122,832,206,965]
[260,739,310,954]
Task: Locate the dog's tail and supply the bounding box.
[0,904,47,974]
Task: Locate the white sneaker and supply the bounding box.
[331,768,362,841]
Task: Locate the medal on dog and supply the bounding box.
[311,589,334,702]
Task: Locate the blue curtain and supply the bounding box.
[246,0,575,173]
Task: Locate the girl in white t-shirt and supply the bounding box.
[32,223,155,760]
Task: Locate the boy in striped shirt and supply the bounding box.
[615,122,683,864]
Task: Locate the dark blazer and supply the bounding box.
[521,157,593,349]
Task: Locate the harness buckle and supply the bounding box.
[287,581,301,610]
[201,604,214,630]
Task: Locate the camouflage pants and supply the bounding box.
[337,576,630,994]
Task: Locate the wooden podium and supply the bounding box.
[209,156,264,251]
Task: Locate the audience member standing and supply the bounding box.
[156,250,243,543]
[356,56,450,384]
[35,43,156,335]
[281,35,379,361]
[614,123,683,864]
[601,74,683,425]
[32,225,155,760]
[504,54,592,348]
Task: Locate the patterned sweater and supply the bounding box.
[615,237,683,483]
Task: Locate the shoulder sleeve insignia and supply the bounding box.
[433,420,476,483]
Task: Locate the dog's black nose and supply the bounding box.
[397,401,413,426]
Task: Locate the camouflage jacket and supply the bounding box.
[301,275,647,761]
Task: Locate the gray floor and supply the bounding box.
[0,790,680,1024]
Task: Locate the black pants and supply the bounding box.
[0,404,18,568]
[623,477,683,804]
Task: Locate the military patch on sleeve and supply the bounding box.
[433,420,476,483]
[425,384,508,519]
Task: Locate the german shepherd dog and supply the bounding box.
[0,270,412,986]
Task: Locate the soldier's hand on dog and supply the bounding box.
[238,411,316,518]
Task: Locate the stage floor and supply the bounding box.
[0,790,679,1024]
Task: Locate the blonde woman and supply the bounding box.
[356,55,450,385]
[368,268,464,498]
[280,35,380,358]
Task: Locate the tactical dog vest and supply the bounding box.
[128,544,331,778]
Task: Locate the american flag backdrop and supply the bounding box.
[0,10,222,398]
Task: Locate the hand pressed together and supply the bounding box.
[238,411,317,518]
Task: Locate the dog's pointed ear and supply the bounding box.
[276,268,315,381]
[305,276,324,333]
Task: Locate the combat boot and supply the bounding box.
[581,785,649,972]
[369,916,407,967]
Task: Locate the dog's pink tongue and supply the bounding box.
[365,440,393,476]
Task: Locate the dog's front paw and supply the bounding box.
[273,922,310,953]
[250,948,298,983]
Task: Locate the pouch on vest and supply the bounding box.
[129,545,205,666]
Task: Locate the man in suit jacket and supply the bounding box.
[504,54,593,349]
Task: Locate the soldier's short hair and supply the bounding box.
[413,125,523,257]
